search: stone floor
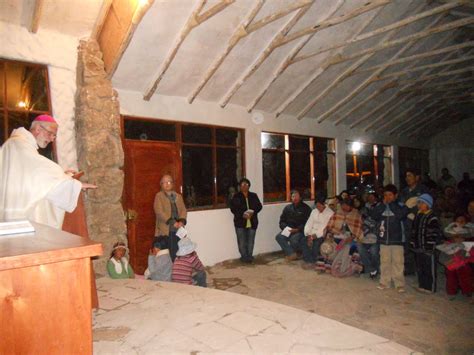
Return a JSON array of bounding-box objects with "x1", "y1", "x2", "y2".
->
[
  {"x1": 206, "y1": 253, "x2": 474, "y2": 355},
  {"x1": 93, "y1": 277, "x2": 415, "y2": 354}
]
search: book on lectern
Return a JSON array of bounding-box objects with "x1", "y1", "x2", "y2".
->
[{"x1": 0, "y1": 220, "x2": 35, "y2": 236}]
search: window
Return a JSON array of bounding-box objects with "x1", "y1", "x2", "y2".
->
[
  {"x1": 123, "y1": 117, "x2": 244, "y2": 210},
  {"x1": 0, "y1": 59, "x2": 53, "y2": 158},
  {"x1": 261, "y1": 132, "x2": 336, "y2": 203},
  {"x1": 346, "y1": 141, "x2": 392, "y2": 194}
]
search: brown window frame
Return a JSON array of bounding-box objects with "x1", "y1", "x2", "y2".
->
[
  {"x1": 346, "y1": 141, "x2": 392, "y2": 192},
  {"x1": 0, "y1": 59, "x2": 54, "y2": 158},
  {"x1": 121, "y1": 115, "x2": 246, "y2": 211},
  {"x1": 262, "y1": 131, "x2": 336, "y2": 204}
]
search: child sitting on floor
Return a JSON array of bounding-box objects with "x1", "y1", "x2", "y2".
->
[
  {"x1": 107, "y1": 242, "x2": 135, "y2": 279},
  {"x1": 442, "y1": 214, "x2": 473, "y2": 300},
  {"x1": 144, "y1": 236, "x2": 172, "y2": 281},
  {"x1": 172, "y1": 237, "x2": 207, "y2": 287}
]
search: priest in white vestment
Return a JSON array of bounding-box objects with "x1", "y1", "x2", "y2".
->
[{"x1": 0, "y1": 115, "x2": 96, "y2": 229}]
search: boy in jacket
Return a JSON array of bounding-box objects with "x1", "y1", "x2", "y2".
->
[
  {"x1": 410, "y1": 194, "x2": 443, "y2": 293},
  {"x1": 371, "y1": 184, "x2": 409, "y2": 292}
]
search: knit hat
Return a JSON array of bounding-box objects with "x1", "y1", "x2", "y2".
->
[
  {"x1": 176, "y1": 237, "x2": 197, "y2": 256},
  {"x1": 417, "y1": 193, "x2": 433, "y2": 209}
]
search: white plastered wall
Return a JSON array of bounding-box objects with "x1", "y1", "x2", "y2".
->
[
  {"x1": 0, "y1": 22, "x2": 79, "y2": 170},
  {"x1": 118, "y1": 90, "x2": 429, "y2": 266},
  {"x1": 429, "y1": 117, "x2": 474, "y2": 182}
]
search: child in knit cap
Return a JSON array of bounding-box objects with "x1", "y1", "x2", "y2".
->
[
  {"x1": 410, "y1": 193, "x2": 443, "y2": 293},
  {"x1": 107, "y1": 242, "x2": 135, "y2": 279}
]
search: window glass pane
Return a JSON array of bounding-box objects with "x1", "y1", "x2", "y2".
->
[
  {"x1": 314, "y1": 151, "x2": 329, "y2": 197},
  {"x1": 289, "y1": 135, "x2": 309, "y2": 151},
  {"x1": 0, "y1": 63, "x2": 4, "y2": 108},
  {"x1": 346, "y1": 141, "x2": 372, "y2": 156},
  {"x1": 0, "y1": 111, "x2": 5, "y2": 145},
  {"x1": 6, "y1": 62, "x2": 49, "y2": 112},
  {"x1": 346, "y1": 153, "x2": 375, "y2": 194},
  {"x1": 383, "y1": 157, "x2": 392, "y2": 185},
  {"x1": 217, "y1": 148, "x2": 242, "y2": 207},
  {"x1": 124, "y1": 119, "x2": 176, "y2": 141},
  {"x1": 261, "y1": 132, "x2": 284, "y2": 149},
  {"x1": 263, "y1": 151, "x2": 286, "y2": 202},
  {"x1": 290, "y1": 152, "x2": 311, "y2": 200},
  {"x1": 182, "y1": 146, "x2": 213, "y2": 208},
  {"x1": 216, "y1": 128, "x2": 240, "y2": 146},
  {"x1": 182, "y1": 124, "x2": 212, "y2": 144},
  {"x1": 327, "y1": 153, "x2": 336, "y2": 197}
]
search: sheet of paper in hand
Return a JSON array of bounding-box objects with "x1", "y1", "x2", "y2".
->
[
  {"x1": 176, "y1": 227, "x2": 188, "y2": 239},
  {"x1": 281, "y1": 226, "x2": 292, "y2": 237}
]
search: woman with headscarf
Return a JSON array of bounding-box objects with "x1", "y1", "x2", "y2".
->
[{"x1": 154, "y1": 174, "x2": 187, "y2": 261}]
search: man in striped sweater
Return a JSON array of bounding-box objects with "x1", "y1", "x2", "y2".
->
[
  {"x1": 172, "y1": 237, "x2": 207, "y2": 287},
  {"x1": 411, "y1": 194, "x2": 443, "y2": 293}
]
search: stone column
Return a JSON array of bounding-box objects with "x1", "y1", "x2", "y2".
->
[{"x1": 75, "y1": 39, "x2": 127, "y2": 274}]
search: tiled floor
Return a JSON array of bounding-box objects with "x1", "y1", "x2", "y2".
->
[{"x1": 93, "y1": 277, "x2": 416, "y2": 354}]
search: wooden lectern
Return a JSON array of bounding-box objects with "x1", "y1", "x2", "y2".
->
[
  {"x1": 0, "y1": 222, "x2": 102, "y2": 354},
  {"x1": 62, "y1": 190, "x2": 99, "y2": 308}
]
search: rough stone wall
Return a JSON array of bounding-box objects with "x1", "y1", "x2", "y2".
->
[{"x1": 75, "y1": 39, "x2": 127, "y2": 274}]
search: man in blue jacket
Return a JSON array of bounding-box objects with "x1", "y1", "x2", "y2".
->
[{"x1": 275, "y1": 190, "x2": 311, "y2": 261}]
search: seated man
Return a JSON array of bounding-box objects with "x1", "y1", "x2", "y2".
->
[
  {"x1": 275, "y1": 190, "x2": 311, "y2": 261},
  {"x1": 301, "y1": 192, "x2": 334, "y2": 269}
]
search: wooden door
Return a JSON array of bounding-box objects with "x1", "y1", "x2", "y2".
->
[{"x1": 123, "y1": 141, "x2": 181, "y2": 274}]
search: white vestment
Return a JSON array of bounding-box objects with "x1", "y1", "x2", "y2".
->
[{"x1": 0, "y1": 128, "x2": 82, "y2": 229}]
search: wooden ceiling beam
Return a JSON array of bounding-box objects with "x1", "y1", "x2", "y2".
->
[
  {"x1": 334, "y1": 33, "x2": 453, "y2": 126},
  {"x1": 95, "y1": 0, "x2": 155, "y2": 79},
  {"x1": 388, "y1": 101, "x2": 441, "y2": 135},
  {"x1": 91, "y1": 0, "x2": 113, "y2": 39},
  {"x1": 143, "y1": 0, "x2": 235, "y2": 101},
  {"x1": 333, "y1": 81, "x2": 397, "y2": 126},
  {"x1": 408, "y1": 83, "x2": 474, "y2": 95},
  {"x1": 396, "y1": 106, "x2": 449, "y2": 136},
  {"x1": 357, "y1": 40, "x2": 474, "y2": 74},
  {"x1": 245, "y1": 0, "x2": 345, "y2": 112},
  {"x1": 291, "y1": 0, "x2": 466, "y2": 64},
  {"x1": 294, "y1": 16, "x2": 474, "y2": 67},
  {"x1": 373, "y1": 54, "x2": 474, "y2": 81},
  {"x1": 374, "y1": 95, "x2": 431, "y2": 132},
  {"x1": 408, "y1": 110, "x2": 463, "y2": 137},
  {"x1": 399, "y1": 66, "x2": 474, "y2": 85},
  {"x1": 402, "y1": 76, "x2": 474, "y2": 91},
  {"x1": 361, "y1": 47, "x2": 459, "y2": 131},
  {"x1": 273, "y1": 2, "x2": 389, "y2": 118},
  {"x1": 316, "y1": 11, "x2": 443, "y2": 124},
  {"x1": 219, "y1": 3, "x2": 312, "y2": 108},
  {"x1": 188, "y1": 0, "x2": 314, "y2": 104},
  {"x1": 276, "y1": 0, "x2": 391, "y2": 48},
  {"x1": 29, "y1": 0, "x2": 44, "y2": 33}
]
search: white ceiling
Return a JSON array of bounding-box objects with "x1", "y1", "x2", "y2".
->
[
  {"x1": 1, "y1": 0, "x2": 473, "y2": 137},
  {"x1": 0, "y1": 0, "x2": 102, "y2": 37},
  {"x1": 111, "y1": 0, "x2": 474, "y2": 137}
]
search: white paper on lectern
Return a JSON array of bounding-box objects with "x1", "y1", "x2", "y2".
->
[{"x1": 281, "y1": 226, "x2": 292, "y2": 237}]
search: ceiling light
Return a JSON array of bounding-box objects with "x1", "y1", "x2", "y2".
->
[{"x1": 351, "y1": 141, "x2": 361, "y2": 153}]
